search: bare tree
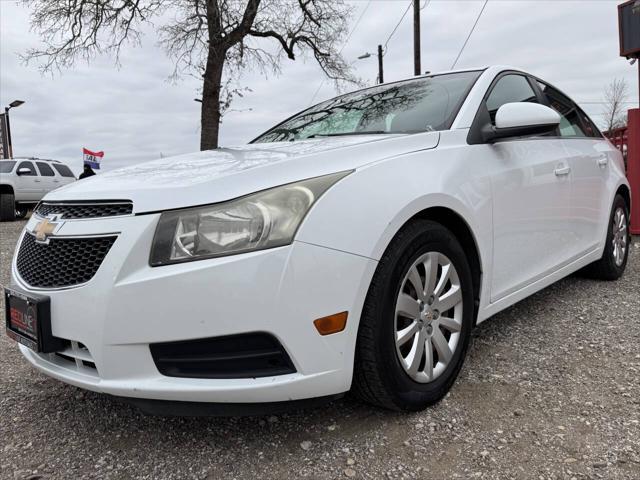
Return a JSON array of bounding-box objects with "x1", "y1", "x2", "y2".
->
[
  {"x1": 23, "y1": 0, "x2": 356, "y2": 150},
  {"x1": 602, "y1": 78, "x2": 629, "y2": 132}
]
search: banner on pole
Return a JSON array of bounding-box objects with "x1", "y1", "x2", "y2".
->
[
  {"x1": 0, "y1": 114, "x2": 9, "y2": 159},
  {"x1": 83, "y1": 148, "x2": 103, "y2": 169}
]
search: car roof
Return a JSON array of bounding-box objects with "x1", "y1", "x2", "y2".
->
[
  {"x1": 10, "y1": 157, "x2": 62, "y2": 163},
  {"x1": 373, "y1": 65, "x2": 526, "y2": 86}
]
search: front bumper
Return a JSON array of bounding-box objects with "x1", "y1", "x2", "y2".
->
[{"x1": 12, "y1": 213, "x2": 377, "y2": 403}]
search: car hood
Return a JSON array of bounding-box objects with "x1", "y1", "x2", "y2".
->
[{"x1": 46, "y1": 132, "x2": 440, "y2": 213}]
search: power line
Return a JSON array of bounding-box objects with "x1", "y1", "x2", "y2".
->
[
  {"x1": 450, "y1": 0, "x2": 489, "y2": 70},
  {"x1": 578, "y1": 101, "x2": 638, "y2": 105},
  {"x1": 383, "y1": 1, "x2": 412, "y2": 54},
  {"x1": 308, "y1": 0, "x2": 373, "y2": 105}
]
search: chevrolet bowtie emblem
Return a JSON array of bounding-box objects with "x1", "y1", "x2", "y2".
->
[{"x1": 32, "y1": 215, "x2": 63, "y2": 243}]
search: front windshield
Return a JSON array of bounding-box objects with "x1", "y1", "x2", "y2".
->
[
  {"x1": 254, "y1": 70, "x2": 481, "y2": 143},
  {"x1": 0, "y1": 161, "x2": 16, "y2": 173}
]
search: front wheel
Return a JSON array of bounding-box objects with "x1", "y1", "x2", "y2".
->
[
  {"x1": 0, "y1": 192, "x2": 16, "y2": 222},
  {"x1": 353, "y1": 220, "x2": 475, "y2": 411}
]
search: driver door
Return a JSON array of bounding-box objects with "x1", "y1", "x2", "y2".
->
[
  {"x1": 479, "y1": 74, "x2": 574, "y2": 302},
  {"x1": 14, "y1": 161, "x2": 42, "y2": 201}
]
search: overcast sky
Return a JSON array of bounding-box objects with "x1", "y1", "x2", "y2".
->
[{"x1": 1, "y1": 0, "x2": 638, "y2": 173}]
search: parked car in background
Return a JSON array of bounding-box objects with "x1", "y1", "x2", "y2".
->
[
  {"x1": 0, "y1": 158, "x2": 76, "y2": 221},
  {"x1": 4, "y1": 66, "x2": 631, "y2": 415}
]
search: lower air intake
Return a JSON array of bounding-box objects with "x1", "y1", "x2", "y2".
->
[{"x1": 149, "y1": 333, "x2": 296, "y2": 379}]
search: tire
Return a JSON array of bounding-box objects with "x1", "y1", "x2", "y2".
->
[
  {"x1": 15, "y1": 205, "x2": 29, "y2": 219},
  {"x1": 0, "y1": 192, "x2": 16, "y2": 222},
  {"x1": 353, "y1": 219, "x2": 475, "y2": 411},
  {"x1": 581, "y1": 194, "x2": 630, "y2": 281}
]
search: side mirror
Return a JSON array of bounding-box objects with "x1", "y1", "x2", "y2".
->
[
  {"x1": 482, "y1": 102, "x2": 561, "y2": 143},
  {"x1": 17, "y1": 167, "x2": 32, "y2": 176}
]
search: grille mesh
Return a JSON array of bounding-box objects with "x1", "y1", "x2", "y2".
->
[
  {"x1": 35, "y1": 202, "x2": 133, "y2": 219},
  {"x1": 16, "y1": 233, "x2": 116, "y2": 288}
]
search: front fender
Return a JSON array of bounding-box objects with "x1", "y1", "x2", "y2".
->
[{"x1": 296, "y1": 146, "x2": 493, "y2": 272}]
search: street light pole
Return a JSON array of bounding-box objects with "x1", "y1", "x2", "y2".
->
[
  {"x1": 4, "y1": 100, "x2": 25, "y2": 159},
  {"x1": 358, "y1": 47, "x2": 384, "y2": 84},
  {"x1": 4, "y1": 107, "x2": 13, "y2": 159}
]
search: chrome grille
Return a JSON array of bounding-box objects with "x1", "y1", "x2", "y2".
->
[
  {"x1": 35, "y1": 201, "x2": 133, "y2": 219},
  {"x1": 16, "y1": 233, "x2": 116, "y2": 289}
]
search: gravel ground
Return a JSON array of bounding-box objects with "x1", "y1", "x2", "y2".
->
[{"x1": 0, "y1": 219, "x2": 639, "y2": 480}]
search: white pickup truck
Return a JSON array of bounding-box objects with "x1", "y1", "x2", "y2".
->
[{"x1": 0, "y1": 158, "x2": 76, "y2": 221}]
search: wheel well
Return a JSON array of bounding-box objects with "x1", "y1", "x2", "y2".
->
[
  {"x1": 617, "y1": 185, "x2": 631, "y2": 212},
  {"x1": 0, "y1": 184, "x2": 14, "y2": 196},
  {"x1": 412, "y1": 207, "x2": 482, "y2": 324}
]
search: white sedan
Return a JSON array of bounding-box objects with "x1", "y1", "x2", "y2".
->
[{"x1": 5, "y1": 66, "x2": 630, "y2": 415}]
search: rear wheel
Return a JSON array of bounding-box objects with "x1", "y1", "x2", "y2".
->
[
  {"x1": 581, "y1": 194, "x2": 630, "y2": 280},
  {"x1": 353, "y1": 220, "x2": 474, "y2": 411},
  {"x1": 0, "y1": 192, "x2": 16, "y2": 222}
]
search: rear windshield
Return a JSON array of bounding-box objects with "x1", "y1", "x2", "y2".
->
[
  {"x1": 0, "y1": 161, "x2": 16, "y2": 173},
  {"x1": 253, "y1": 70, "x2": 481, "y2": 143},
  {"x1": 52, "y1": 163, "x2": 75, "y2": 178}
]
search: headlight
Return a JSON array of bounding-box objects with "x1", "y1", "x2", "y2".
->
[{"x1": 149, "y1": 171, "x2": 351, "y2": 266}]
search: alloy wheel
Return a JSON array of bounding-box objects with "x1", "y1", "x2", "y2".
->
[
  {"x1": 612, "y1": 207, "x2": 628, "y2": 267},
  {"x1": 394, "y1": 252, "x2": 463, "y2": 383}
]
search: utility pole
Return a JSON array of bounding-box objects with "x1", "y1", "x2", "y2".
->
[
  {"x1": 413, "y1": 0, "x2": 421, "y2": 76},
  {"x1": 378, "y1": 44, "x2": 384, "y2": 84}
]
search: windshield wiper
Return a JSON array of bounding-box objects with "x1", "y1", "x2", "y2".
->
[{"x1": 306, "y1": 130, "x2": 387, "y2": 138}]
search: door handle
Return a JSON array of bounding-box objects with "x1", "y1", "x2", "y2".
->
[
  {"x1": 597, "y1": 156, "x2": 608, "y2": 167},
  {"x1": 34, "y1": 179, "x2": 41, "y2": 183},
  {"x1": 554, "y1": 165, "x2": 571, "y2": 176}
]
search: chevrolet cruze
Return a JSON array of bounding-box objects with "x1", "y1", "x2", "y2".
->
[{"x1": 5, "y1": 66, "x2": 631, "y2": 415}]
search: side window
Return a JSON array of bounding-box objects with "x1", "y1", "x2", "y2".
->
[
  {"x1": 52, "y1": 163, "x2": 75, "y2": 178},
  {"x1": 486, "y1": 75, "x2": 539, "y2": 125},
  {"x1": 36, "y1": 162, "x2": 55, "y2": 176},
  {"x1": 537, "y1": 82, "x2": 587, "y2": 138},
  {"x1": 17, "y1": 161, "x2": 37, "y2": 176},
  {"x1": 576, "y1": 108, "x2": 602, "y2": 138}
]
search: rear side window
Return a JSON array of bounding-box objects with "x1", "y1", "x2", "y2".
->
[
  {"x1": 0, "y1": 161, "x2": 16, "y2": 173},
  {"x1": 576, "y1": 108, "x2": 602, "y2": 138},
  {"x1": 537, "y1": 82, "x2": 587, "y2": 138},
  {"x1": 52, "y1": 164, "x2": 75, "y2": 178},
  {"x1": 17, "y1": 161, "x2": 37, "y2": 176},
  {"x1": 486, "y1": 75, "x2": 539, "y2": 125},
  {"x1": 36, "y1": 162, "x2": 55, "y2": 176}
]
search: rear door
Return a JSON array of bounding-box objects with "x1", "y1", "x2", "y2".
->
[
  {"x1": 535, "y1": 81, "x2": 612, "y2": 256},
  {"x1": 474, "y1": 73, "x2": 574, "y2": 302},
  {"x1": 35, "y1": 161, "x2": 58, "y2": 194},
  {"x1": 14, "y1": 161, "x2": 42, "y2": 201}
]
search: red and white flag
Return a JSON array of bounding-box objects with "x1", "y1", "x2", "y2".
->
[{"x1": 83, "y1": 148, "x2": 104, "y2": 169}]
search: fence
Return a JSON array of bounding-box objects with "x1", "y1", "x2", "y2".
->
[{"x1": 605, "y1": 126, "x2": 629, "y2": 169}]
